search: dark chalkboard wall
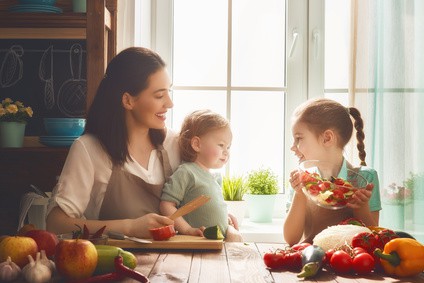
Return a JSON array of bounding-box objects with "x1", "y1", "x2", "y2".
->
[{"x1": 0, "y1": 39, "x2": 87, "y2": 135}]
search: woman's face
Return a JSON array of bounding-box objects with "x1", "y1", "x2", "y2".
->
[
  {"x1": 195, "y1": 126, "x2": 232, "y2": 170},
  {"x1": 291, "y1": 121, "x2": 324, "y2": 162},
  {"x1": 127, "y1": 68, "x2": 173, "y2": 130}
]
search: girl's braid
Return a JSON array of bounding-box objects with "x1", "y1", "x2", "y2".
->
[{"x1": 348, "y1": 107, "x2": 367, "y2": 166}]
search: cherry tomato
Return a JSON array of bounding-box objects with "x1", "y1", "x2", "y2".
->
[
  {"x1": 263, "y1": 249, "x2": 302, "y2": 270},
  {"x1": 352, "y1": 247, "x2": 367, "y2": 256},
  {"x1": 352, "y1": 252, "x2": 375, "y2": 274},
  {"x1": 330, "y1": 250, "x2": 352, "y2": 274},
  {"x1": 351, "y1": 232, "x2": 379, "y2": 253},
  {"x1": 263, "y1": 252, "x2": 285, "y2": 269},
  {"x1": 324, "y1": 248, "x2": 335, "y2": 265},
  {"x1": 149, "y1": 225, "x2": 176, "y2": 241},
  {"x1": 291, "y1": 242, "x2": 311, "y2": 251}
]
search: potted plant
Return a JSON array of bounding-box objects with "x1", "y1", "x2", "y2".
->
[
  {"x1": 404, "y1": 172, "x2": 424, "y2": 225},
  {"x1": 0, "y1": 98, "x2": 33, "y2": 148},
  {"x1": 222, "y1": 176, "x2": 248, "y2": 226},
  {"x1": 245, "y1": 168, "x2": 279, "y2": 223}
]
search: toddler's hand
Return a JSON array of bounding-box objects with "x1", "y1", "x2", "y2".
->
[{"x1": 183, "y1": 227, "x2": 204, "y2": 237}]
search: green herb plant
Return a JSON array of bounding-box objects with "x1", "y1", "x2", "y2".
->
[
  {"x1": 222, "y1": 176, "x2": 247, "y2": 201},
  {"x1": 246, "y1": 168, "x2": 279, "y2": 195}
]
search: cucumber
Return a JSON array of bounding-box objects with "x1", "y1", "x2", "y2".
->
[
  {"x1": 203, "y1": 225, "x2": 224, "y2": 240},
  {"x1": 94, "y1": 245, "x2": 137, "y2": 275},
  {"x1": 297, "y1": 245, "x2": 325, "y2": 278}
]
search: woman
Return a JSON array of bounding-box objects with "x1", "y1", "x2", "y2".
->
[{"x1": 46, "y1": 47, "x2": 180, "y2": 238}]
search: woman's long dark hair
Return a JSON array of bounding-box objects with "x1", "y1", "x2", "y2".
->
[{"x1": 85, "y1": 47, "x2": 166, "y2": 165}]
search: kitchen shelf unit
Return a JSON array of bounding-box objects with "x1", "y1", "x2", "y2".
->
[{"x1": 0, "y1": 0, "x2": 117, "y2": 235}]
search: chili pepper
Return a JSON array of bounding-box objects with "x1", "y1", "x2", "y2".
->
[
  {"x1": 91, "y1": 225, "x2": 107, "y2": 239},
  {"x1": 374, "y1": 238, "x2": 424, "y2": 277},
  {"x1": 82, "y1": 224, "x2": 90, "y2": 239},
  {"x1": 114, "y1": 255, "x2": 149, "y2": 282},
  {"x1": 68, "y1": 272, "x2": 123, "y2": 283}
]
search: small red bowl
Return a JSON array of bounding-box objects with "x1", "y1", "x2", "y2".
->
[{"x1": 149, "y1": 225, "x2": 176, "y2": 241}]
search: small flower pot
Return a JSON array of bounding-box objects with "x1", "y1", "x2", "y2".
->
[{"x1": 0, "y1": 121, "x2": 26, "y2": 147}]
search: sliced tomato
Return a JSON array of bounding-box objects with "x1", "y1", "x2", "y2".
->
[{"x1": 149, "y1": 225, "x2": 176, "y2": 241}]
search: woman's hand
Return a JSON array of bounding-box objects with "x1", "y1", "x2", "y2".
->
[
  {"x1": 347, "y1": 183, "x2": 374, "y2": 209},
  {"x1": 130, "y1": 213, "x2": 174, "y2": 238}
]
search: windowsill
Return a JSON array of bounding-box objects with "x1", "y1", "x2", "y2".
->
[{"x1": 239, "y1": 218, "x2": 285, "y2": 243}]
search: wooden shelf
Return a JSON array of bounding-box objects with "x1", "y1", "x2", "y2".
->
[{"x1": 0, "y1": 0, "x2": 117, "y2": 235}]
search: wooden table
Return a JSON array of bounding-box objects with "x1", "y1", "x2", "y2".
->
[{"x1": 126, "y1": 242, "x2": 424, "y2": 283}]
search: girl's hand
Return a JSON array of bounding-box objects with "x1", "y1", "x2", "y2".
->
[
  {"x1": 130, "y1": 213, "x2": 174, "y2": 238},
  {"x1": 347, "y1": 183, "x2": 374, "y2": 209},
  {"x1": 289, "y1": 170, "x2": 304, "y2": 193}
]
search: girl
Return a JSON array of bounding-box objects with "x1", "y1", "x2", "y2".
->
[
  {"x1": 46, "y1": 47, "x2": 179, "y2": 238},
  {"x1": 284, "y1": 98, "x2": 381, "y2": 245},
  {"x1": 160, "y1": 109, "x2": 243, "y2": 242}
]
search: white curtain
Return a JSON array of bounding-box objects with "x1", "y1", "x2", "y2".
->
[{"x1": 352, "y1": 0, "x2": 424, "y2": 241}]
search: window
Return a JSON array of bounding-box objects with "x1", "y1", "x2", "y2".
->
[{"x1": 138, "y1": 0, "x2": 351, "y2": 193}]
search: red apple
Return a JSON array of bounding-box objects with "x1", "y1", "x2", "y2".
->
[
  {"x1": 55, "y1": 239, "x2": 98, "y2": 280},
  {"x1": 25, "y1": 229, "x2": 59, "y2": 258},
  {"x1": 0, "y1": 236, "x2": 38, "y2": 268}
]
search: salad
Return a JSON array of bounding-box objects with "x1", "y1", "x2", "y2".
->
[{"x1": 300, "y1": 171, "x2": 359, "y2": 209}]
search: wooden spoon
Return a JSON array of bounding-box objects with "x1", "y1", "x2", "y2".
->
[{"x1": 169, "y1": 195, "x2": 211, "y2": 220}]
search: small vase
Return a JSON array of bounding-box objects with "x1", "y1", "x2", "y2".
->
[
  {"x1": 0, "y1": 121, "x2": 26, "y2": 148},
  {"x1": 246, "y1": 194, "x2": 276, "y2": 223}
]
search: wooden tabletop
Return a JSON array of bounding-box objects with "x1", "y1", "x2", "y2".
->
[{"x1": 126, "y1": 242, "x2": 424, "y2": 283}]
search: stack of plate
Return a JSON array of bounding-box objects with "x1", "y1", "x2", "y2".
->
[
  {"x1": 39, "y1": 135, "x2": 79, "y2": 147},
  {"x1": 9, "y1": 4, "x2": 62, "y2": 13}
]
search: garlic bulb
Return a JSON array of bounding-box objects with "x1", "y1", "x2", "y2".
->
[
  {"x1": 22, "y1": 252, "x2": 52, "y2": 283},
  {"x1": 39, "y1": 250, "x2": 55, "y2": 273},
  {"x1": 0, "y1": 256, "x2": 21, "y2": 282}
]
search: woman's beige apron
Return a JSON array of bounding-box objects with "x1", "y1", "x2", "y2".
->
[{"x1": 99, "y1": 146, "x2": 173, "y2": 220}]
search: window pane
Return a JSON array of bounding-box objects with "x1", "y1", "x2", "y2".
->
[
  {"x1": 325, "y1": 0, "x2": 351, "y2": 89},
  {"x1": 232, "y1": 0, "x2": 285, "y2": 87},
  {"x1": 173, "y1": 0, "x2": 228, "y2": 86},
  {"x1": 230, "y1": 91, "x2": 285, "y2": 190},
  {"x1": 171, "y1": 90, "x2": 227, "y2": 129},
  {"x1": 324, "y1": 92, "x2": 349, "y2": 106}
]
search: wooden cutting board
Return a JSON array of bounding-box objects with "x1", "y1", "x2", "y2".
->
[{"x1": 107, "y1": 235, "x2": 223, "y2": 250}]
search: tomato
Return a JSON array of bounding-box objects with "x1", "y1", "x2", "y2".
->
[
  {"x1": 291, "y1": 242, "x2": 311, "y2": 251},
  {"x1": 352, "y1": 252, "x2": 375, "y2": 275},
  {"x1": 330, "y1": 250, "x2": 352, "y2": 274},
  {"x1": 149, "y1": 225, "x2": 176, "y2": 241},
  {"x1": 375, "y1": 229, "x2": 398, "y2": 249},
  {"x1": 351, "y1": 232, "x2": 379, "y2": 253},
  {"x1": 263, "y1": 252, "x2": 285, "y2": 269},
  {"x1": 324, "y1": 248, "x2": 335, "y2": 265},
  {"x1": 263, "y1": 249, "x2": 302, "y2": 270},
  {"x1": 352, "y1": 247, "x2": 367, "y2": 256}
]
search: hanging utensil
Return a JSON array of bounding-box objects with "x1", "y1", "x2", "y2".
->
[{"x1": 39, "y1": 45, "x2": 55, "y2": 109}]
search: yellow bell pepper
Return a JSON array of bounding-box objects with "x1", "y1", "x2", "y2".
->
[{"x1": 374, "y1": 238, "x2": 424, "y2": 277}]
